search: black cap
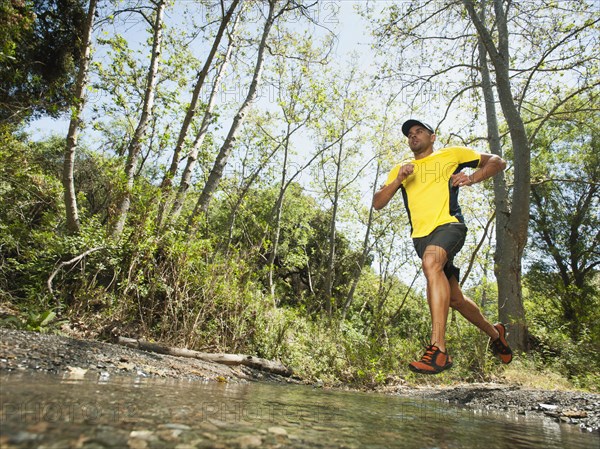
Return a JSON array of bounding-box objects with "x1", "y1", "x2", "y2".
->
[{"x1": 401, "y1": 119, "x2": 435, "y2": 137}]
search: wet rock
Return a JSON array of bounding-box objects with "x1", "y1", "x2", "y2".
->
[
  {"x1": 93, "y1": 426, "x2": 129, "y2": 447},
  {"x1": 201, "y1": 432, "x2": 218, "y2": 441},
  {"x1": 267, "y1": 426, "x2": 288, "y2": 436},
  {"x1": 157, "y1": 428, "x2": 184, "y2": 441},
  {"x1": 233, "y1": 434, "x2": 263, "y2": 448},
  {"x1": 8, "y1": 431, "x2": 39, "y2": 444},
  {"x1": 129, "y1": 430, "x2": 157, "y2": 441},
  {"x1": 127, "y1": 438, "x2": 148, "y2": 449},
  {"x1": 66, "y1": 366, "x2": 88, "y2": 379},
  {"x1": 43, "y1": 440, "x2": 82, "y2": 449},
  {"x1": 207, "y1": 418, "x2": 229, "y2": 428},
  {"x1": 161, "y1": 423, "x2": 192, "y2": 431},
  {"x1": 198, "y1": 422, "x2": 219, "y2": 433}
]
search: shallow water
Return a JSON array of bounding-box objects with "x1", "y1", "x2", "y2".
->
[{"x1": 0, "y1": 372, "x2": 597, "y2": 448}]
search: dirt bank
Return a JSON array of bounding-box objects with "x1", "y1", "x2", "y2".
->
[{"x1": 1, "y1": 328, "x2": 599, "y2": 433}]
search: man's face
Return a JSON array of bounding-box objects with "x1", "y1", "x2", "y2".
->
[{"x1": 407, "y1": 125, "x2": 435, "y2": 154}]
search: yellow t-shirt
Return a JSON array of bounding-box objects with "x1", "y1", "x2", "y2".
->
[{"x1": 384, "y1": 146, "x2": 481, "y2": 238}]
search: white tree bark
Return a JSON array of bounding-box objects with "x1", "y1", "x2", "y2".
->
[
  {"x1": 63, "y1": 0, "x2": 98, "y2": 235},
  {"x1": 167, "y1": 12, "x2": 240, "y2": 225},
  {"x1": 157, "y1": 0, "x2": 242, "y2": 228},
  {"x1": 111, "y1": 0, "x2": 167, "y2": 238},
  {"x1": 189, "y1": 0, "x2": 279, "y2": 225}
]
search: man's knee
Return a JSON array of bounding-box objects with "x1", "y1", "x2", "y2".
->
[
  {"x1": 449, "y1": 294, "x2": 464, "y2": 309},
  {"x1": 421, "y1": 252, "x2": 446, "y2": 276}
]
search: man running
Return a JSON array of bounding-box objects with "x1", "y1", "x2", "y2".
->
[{"x1": 373, "y1": 119, "x2": 513, "y2": 374}]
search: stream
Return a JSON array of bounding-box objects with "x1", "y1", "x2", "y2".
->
[{"x1": 0, "y1": 372, "x2": 597, "y2": 449}]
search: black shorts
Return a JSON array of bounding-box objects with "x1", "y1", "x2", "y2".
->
[{"x1": 413, "y1": 222, "x2": 467, "y2": 281}]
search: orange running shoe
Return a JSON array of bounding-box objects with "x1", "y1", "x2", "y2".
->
[
  {"x1": 409, "y1": 345, "x2": 453, "y2": 374},
  {"x1": 490, "y1": 322, "x2": 513, "y2": 364}
]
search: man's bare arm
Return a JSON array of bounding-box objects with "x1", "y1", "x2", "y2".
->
[
  {"x1": 451, "y1": 153, "x2": 506, "y2": 187},
  {"x1": 373, "y1": 164, "x2": 414, "y2": 210}
]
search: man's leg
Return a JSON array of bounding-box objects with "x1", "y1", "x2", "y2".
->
[
  {"x1": 421, "y1": 245, "x2": 451, "y2": 352},
  {"x1": 448, "y1": 276, "x2": 499, "y2": 340},
  {"x1": 449, "y1": 276, "x2": 512, "y2": 363}
]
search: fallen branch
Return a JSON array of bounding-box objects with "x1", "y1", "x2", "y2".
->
[
  {"x1": 47, "y1": 247, "x2": 105, "y2": 296},
  {"x1": 117, "y1": 336, "x2": 293, "y2": 377}
]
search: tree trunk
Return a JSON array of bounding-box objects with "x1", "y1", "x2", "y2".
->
[
  {"x1": 62, "y1": 0, "x2": 98, "y2": 235},
  {"x1": 167, "y1": 14, "x2": 239, "y2": 225},
  {"x1": 267, "y1": 125, "x2": 291, "y2": 303},
  {"x1": 342, "y1": 161, "x2": 379, "y2": 320},
  {"x1": 188, "y1": 0, "x2": 277, "y2": 227},
  {"x1": 111, "y1": 0, "x2": 166, "y2": 238},
  {"x1": 225, "y1": 143, "x2": 281, "y2": 250},
  {"x1": 157, "y1": 0, "x2": 242, "y2": 228},
  {"x1": 323, "y1": 134, "x2": 344, "y2": 317},
  {"x1": 465, "y1": 0, "x2": 529, "y2": 350}
]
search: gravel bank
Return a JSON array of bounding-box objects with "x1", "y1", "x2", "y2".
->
[{"x1": 0, "y1": 328, "x2": 288, "y2": 383}]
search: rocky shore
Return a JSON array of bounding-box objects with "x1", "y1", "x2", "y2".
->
[{"x1": 1, "y1": 328, "x2": 599, "y2": 433}]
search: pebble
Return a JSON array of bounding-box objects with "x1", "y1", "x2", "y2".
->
[
  {"x1": 8, "y1": 431, "x2": 39, "y2": 443},
  {"x1": 127, "y1": 438, "x2": 149, "y2": 449},
  {"x1": 207, "y1": 418, "x2": 229, "y2": 428},
  {"x1": 157, "y1": 429, "x2": 183, "y2": 441},
  {"x1": 267, "y1": 426, "x2": 288, "y2": 436},
  {"x1": 93, "y1": 426, "x2": 129, "y2": 446},
  {"x1": 129, "y1": 430, "x2": 157, "y2": 441},
  {"x1": 161, "y1": 423, "x2": 192, "y2": 431},
  {"x1": 562, "y1": 410, "x2": 588, "y2": 418},
  {"x1": 233, "y1": 434, "x2": 263, "y2": 448},
  {"x1": 197, "y1": 422, "x2": 220, "y2": 432},
  {"x1": 65, "y1": 366, "x2": 88, "y2": 380}
]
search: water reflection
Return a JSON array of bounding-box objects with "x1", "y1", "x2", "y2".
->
[{"x1": 0, "y1": 372, "x2": 595, "y2": 448}]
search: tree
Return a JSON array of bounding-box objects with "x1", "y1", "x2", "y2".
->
[
  {"x1": 463, "y1": 0, "x2": 599, "y2": 349},
  {"x1": 63, "y1": 0, "x2": 98, "y2": 235},
  {"x1": 366, "y1": 0, "x2": 599, "y2": 350},
  {"x1": 527, "y1": 108, "x2": 599, "y2": 340},
  {"x1": 187, "y1": 1, "x2": 321, "y2": 230},
  {"x1": 167, "y1": 12, "x2": 241, "y2": 225},
  {"x1": 0, "y1": 0, "x2": 87, "y2": 123},
  {"x1": 341, "y1": 94, "x2": 398, "y2": 320},
  {"x1": 156, "y1": 0, "x2": 242, "y2": 230},
  {"x1": 311, "y1": 61, "x2": 368, "y2": 316},
  {"x1": 261, "y1": 26, "x2": 332, "y2": 302},
  {"x1": 110, "y1": 0, "x2": 167, "y2": 237}
]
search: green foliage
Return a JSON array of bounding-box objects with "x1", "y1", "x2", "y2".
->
[
  {"x1": 0, "y1": 128, "x2": 63, "y2": 302},
  {"x1": 0, "y1": 0, "x2": 87, "y2": 123},
  {"x1": 0, "y1": 309, "x2": 68, "y2": 334},
  {"x1": 524, "y1": 274, "x2": 600, "y2": 391},
  {"x1": 521, "y1": 105, "x2": 600, "y2": 390}
]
